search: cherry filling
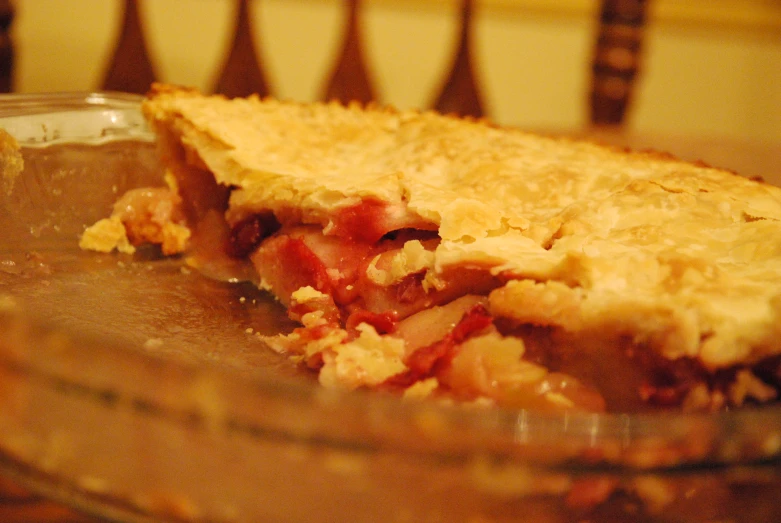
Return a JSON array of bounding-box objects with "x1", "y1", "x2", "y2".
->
[
  {"x1": 233, "y1": 198, "x2": 458, "y2": 317},
  {"x1": 226, "y1": 213, "x2": 280, "y2": 259},
  {"x1": 223, "y1": 200, "x2": 610, "y2": 410},
  {"x1": 328, "y1": 197, "x2": 438, "y2": 243},
  {"x1": 345, "y1": 310, "x2": 399, "y2": 339},
  {"x1": 251, "y1": 233, "x2": 336, "y2": 305},
  {"x1": 383, "y1": 303, "x2": 494, "y2": 388},
  {"x1": 328, "y1": 197, "x2": 393, "y2": 243}
]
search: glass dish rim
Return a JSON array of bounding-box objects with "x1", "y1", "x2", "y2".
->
[
  {"x1": 2, "y1": 90, "x2": 781, "y2": 473},
  {"x1": 0, "y1": 91, "x2": 144, "y2": 115}
]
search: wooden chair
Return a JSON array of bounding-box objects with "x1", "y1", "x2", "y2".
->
[
  {"x1": 0, "y1": 0, "x2": 648, "y2": 126},
  {"x1": 0, "y1": 0, "x2": 12, "y2": 94},
  {"x1": 590, "y1": 0, "x2": 648, "y2": 125}
]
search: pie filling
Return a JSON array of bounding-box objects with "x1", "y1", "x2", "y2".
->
[{"x1": 85, "y1": 151, "x2": 781, "y2": 414}]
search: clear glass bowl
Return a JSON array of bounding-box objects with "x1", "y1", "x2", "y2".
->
[{"x1": 1, "y1": 93, "x2": 780, "y2": 523}]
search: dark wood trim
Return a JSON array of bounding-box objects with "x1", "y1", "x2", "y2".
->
[
  {"x1": 322, "y1": 0, "x2": 375, "y2": 104},
  {"x1": 0, "y1": 0, "x2": 13, "y2": 93},
  {"x1": 214, "y1": 0, "x2": 270, "y2": 98},
  {"x1": 589, "y1": 0, "x2": 649, "y2": 125},
  {"x1": 102, "y1": 0, "x2": 157, "y2": 94},
  {"x1": 433, "y1": 0, "x2": 484, "y2": 118}
]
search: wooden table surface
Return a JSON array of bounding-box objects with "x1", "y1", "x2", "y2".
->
[
  {"x1": 1, "y1": 130, "x2": 778, "y2": 523},
  {"x1": 0, "y1": 475, "x2": 97, "y2": 523}
]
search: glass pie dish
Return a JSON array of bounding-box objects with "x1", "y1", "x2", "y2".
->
[{"x1": 1, "y1": 92, "x2": 781, "y2": 523}]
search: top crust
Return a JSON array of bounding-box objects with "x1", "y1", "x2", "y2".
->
[{"x1": 142, "y1": 84, "x2": 781, "y2": 370}]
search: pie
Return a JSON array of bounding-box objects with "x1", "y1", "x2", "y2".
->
[{"x1": 81, "y1": 84, "x2": 781, "y2": 413}]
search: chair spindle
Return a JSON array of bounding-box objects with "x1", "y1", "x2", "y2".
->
[
  {"x1": 322, "y1": 0, "x2": 374, "y2": 105},
  {"x1": 0, "y1": 0, "x2": 13, "y2": 93},
  {"x1": 590, "y1": 0, "x2": 648, "y2": 125},
  {"x1": 214, "y1": 0, "x2": 270, "y2": 98},
  {"x1": 103, "y1": 0, "x2": 157, "y2": 94},
  {"x1": 433, "y1": 0, "x2": 484, "y2": 118}
]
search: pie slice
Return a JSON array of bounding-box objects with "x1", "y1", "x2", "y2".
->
[{"x1": 82, "y1": 84, "x2": 781, "y2": 413}]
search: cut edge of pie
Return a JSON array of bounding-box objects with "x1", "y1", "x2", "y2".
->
[{"x1": 81, "y1": 83, "x2": 781, "y2": 414}]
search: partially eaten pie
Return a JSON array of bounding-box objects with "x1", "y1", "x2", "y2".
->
[{"x1": 82, "y1": 84, "x2": 781, "y2": 414}]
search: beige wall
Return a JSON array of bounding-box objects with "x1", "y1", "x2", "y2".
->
[{"x1": 10, "y1": 0, "x2": 781, "y2": 144}]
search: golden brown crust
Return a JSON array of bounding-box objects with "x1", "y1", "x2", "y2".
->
[{"x1": 142, "y1": 84, "x2": 781, "y2": 371}]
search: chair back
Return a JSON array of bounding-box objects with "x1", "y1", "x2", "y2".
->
[{"x1": 0, "y1": 0, "x2": 649, "y2": 125}]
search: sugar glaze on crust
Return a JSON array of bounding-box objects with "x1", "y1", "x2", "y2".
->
[{"x1": 84, "y1": 84, "x2": 781, "y2": 412}]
